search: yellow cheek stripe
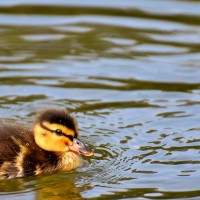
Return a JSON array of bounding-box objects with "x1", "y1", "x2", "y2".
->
[
  {"x1": 42, "y1": 122, "x2": 75, "y2": 137},
  {"x1": 34, "y1": 123, "x2": 71, "y2": 152}
]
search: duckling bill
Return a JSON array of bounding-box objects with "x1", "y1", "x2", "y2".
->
[{"x1": 0, "y1": 109, "x2": 93, "y2": 179}]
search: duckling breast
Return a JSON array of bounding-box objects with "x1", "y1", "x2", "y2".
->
[{"x1": 58, "y1": 151, "x2": 84, "y2": 171}]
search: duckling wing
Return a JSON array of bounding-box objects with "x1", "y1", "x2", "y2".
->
[
  {"x1": 0, "y1": 124, "x2": 35, "y2": 178},
  {"x1": 0, "y1": 123, "x2": 60, "y2": 179}
]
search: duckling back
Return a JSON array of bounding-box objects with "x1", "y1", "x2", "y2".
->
[{"x1": 0, "y1": 124, "x2": 59, "y2": 179}]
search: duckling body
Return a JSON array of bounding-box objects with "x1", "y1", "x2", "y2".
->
[{"x1": 0, "y1": 109, "x2": 93, "y2": 179}]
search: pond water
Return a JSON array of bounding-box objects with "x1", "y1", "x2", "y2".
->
[{"x1": 0, "y1": 0, "x2": 200, "y2": 199}]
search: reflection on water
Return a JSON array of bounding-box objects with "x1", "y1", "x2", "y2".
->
[{"x1": 0, "y1": 0, "x2": 200, "y2": 199}]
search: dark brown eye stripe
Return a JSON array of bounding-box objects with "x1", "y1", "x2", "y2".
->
[
  {"x1": 52, "y1": 130, "x2": 73, "y2": 141},
  {"x1": 65, "y1": 135, "x2": 73, "y2": 142},
  {"x1": 41, "y1": 123, "x2": 73, "y2": 141}
]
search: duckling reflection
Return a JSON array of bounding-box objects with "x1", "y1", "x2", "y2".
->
[
  {"x1": 0, "y1": 108, "x2": 93, "y2": 179},
  {"x1": 36, "y1": 173, "x2": 88, "y2": 200},
  {"x1": 0, "y1": 178, "x2": 26, "y2": 192},
  {"x1": 0, "y1": 174, "x2": 88, "y2": 200}
]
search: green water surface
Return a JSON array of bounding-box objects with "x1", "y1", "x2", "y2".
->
[{"x1": 0, "y1": 0, "x2": 200, "y2": 199}]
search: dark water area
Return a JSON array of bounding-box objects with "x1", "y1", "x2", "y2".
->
[{"x1": 0, "y1": 0, "x2": 200, "y2": 199}]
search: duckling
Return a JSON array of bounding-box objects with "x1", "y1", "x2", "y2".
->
[{"x1": 0, "y1": 108, "x2": 93, "y2": 179}]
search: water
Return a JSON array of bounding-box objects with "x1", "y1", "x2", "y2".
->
[{"x1": 0, "y1": 0, "x2": 200, "y2": 199}]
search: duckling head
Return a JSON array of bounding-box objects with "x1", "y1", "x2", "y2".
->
[{"x1": 34, "y1": 109, "x2": 93, "y2": 156}]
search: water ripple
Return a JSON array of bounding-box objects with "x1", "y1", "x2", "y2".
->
[{"x1": 1, "y1": 1, "x2": 200, "y2": 199}]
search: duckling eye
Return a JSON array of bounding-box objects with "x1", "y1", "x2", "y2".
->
[{"x1": 55, "y1": 129, "x2": 63, "y2": 136}]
